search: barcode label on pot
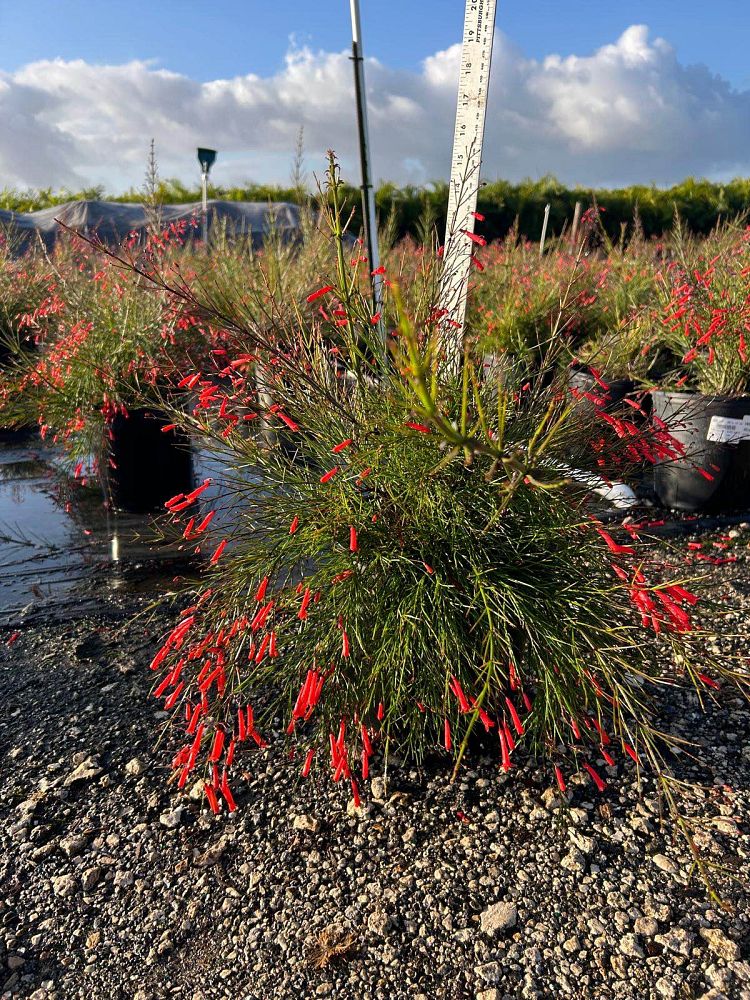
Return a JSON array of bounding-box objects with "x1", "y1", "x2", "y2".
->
[{"x1": 706, "y1": 415, "x2": 750, "y2": 443}]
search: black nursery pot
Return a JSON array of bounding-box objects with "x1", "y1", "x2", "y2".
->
[
  {"x1": 568, "y1": 364, "x2": 639, "y2": 414},
  {"x1": 652, "y1": 390, "x2": 750, "y2": 512},
  {"x1": 107, "y1": 408, "x2": 193, "y2": 513}
]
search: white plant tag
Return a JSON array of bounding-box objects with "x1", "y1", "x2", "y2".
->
[{"x1": 706, "y1": 415, "x2": 750, "y2": 444}]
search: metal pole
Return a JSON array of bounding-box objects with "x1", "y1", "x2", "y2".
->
[
  {"x1": 201, "y1": 169, "x2": 208, "y2": 247},
  {"x1": 349, "y1": 0, "x2": 384, "y2": 338},
  {"x1": 539, "y1": 203, "x2": 550, "y2": 256}
]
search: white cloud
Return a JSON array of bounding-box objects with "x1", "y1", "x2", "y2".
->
[{"x1": 1, "y1": 25, "x2": 749, "y2": 193}]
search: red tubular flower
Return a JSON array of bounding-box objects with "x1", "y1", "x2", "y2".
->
[
  {"x1": 306, "y1": 284, "x2": 334, "y2": 303},
  {"x1": 254, "y1": 633, "x2": 272, "y2": 663},
  {"x1": 320, "y1": 467, "x2": 339, "y2": 484},
  {"x1": 478, "y1": 708, "x2": 495, "y2": 732},
  {"x1": 153, "y1": 672, "x2": 173, "y2": 699},
  {"x1": 459, "y1": 229, "x2": 487, "y2": 246},
  {"x1": 274, "y1": 410, "x2": 299, "y2": 432},
  {"x1": 499, "y1": 730, "x2": 512, "y2": 772},
  {"x1": 164, "y1": 682, "x2": 184, "y2": 710},
  {"x1": 622, "y1": 742, "x2": 639, "y2": 763},
  {"x1": 341, "y1": 631, "x2": 350, "y2": 658},
  {"x1": 377, "y1": 702, "x2": 385, "y2": 721},
  {"x1": 298, "y1": 587, "x2": 311, "y2": 621},
  {"x1": 255, "y1": 576, "x2": 269, "y2": 602},
  {"x1": 204, "y1": 783, "x2": 220, "y2": 814},
  {"x1": 405, "y1": 422, "x2": 430, "y2": 433},
  {"x1": 195, "y1": 510, "x2": 216, "y2": 533},
  {"x1": 600, "y1": 747, "x2": 615, "y2": 766},
  {"x1": 349, "y1": 526, "x2": 358, "y2": 553},
  {"x1": 554, "y1": 766, "x2": 566, "y2": 793},
  {"x1": 237, "y1": 708, "x2": 247, "y2": 741},
  {"x1": 185, "y1": 479, "x2": 212, "y2": 503},
  {"x1": 351, "y1": 779, "x2": 361, "y2": 808},
  {"x1": 444, "y1": 718, "x2": 452, "y2": 751},
  {"x1": 165, "y1": 492, "x2": 186, "y2": 510},
  {"x1": 697, "y1": 673, "x2": 720, "y2": 690},
  {"x1": 220, "y1": 775, "x2": 237, "y2": 812},
  {"x1": 302, "y1": 748, "x2": 315, "y2": 777},
  {"x1": 209, "y1": 729, "x2": 225, "y2": 763},
  {"x1": 590, "y1": 717, "x2": 610, "y2": 745},
  {"x1": 505, "y1": 697, "x2": 525, "y2": 737},
  {"x1": 509, "y1": 661, "x2": 520, "y2": 690},
  {"x1": 595, "y1": 527, "x2": 635, "y2": 556},
  {"x1": 289, "y1": 516, "x2": 300, "y2": 534},
  {"x1": 502, "y1": 721, "x2": 515, "y2": 752},
  {"x1": 209, "y1": 539, "x2": 228, "y2": 565},
  {"x1": 583, "y1": 763, "x2": 606, "y2": 792},
  {"x1": 332, "y1": 439, "x2": 353, "y2": 453},
  {"x1": 449, "y1": 676, "x2": 470, "y2": 713},
  {"x1": 186, "y1": 704, "x2": 203, "y2": 735}
]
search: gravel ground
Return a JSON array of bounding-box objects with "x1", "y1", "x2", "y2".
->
[{"x1": 1, "y1": 533, "x2": 749, "y2": 1000}]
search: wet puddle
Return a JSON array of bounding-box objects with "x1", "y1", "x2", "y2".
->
[{"x1": 0, "y1": 431, "x2": 218, "y2": 617}]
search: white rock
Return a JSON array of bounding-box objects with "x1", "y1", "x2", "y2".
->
[
  {"x1": 63, "y1": 757, "x2": 103, "y2": 786},
  {"x1": 51, "y1": 874, "x2": 78, "y2": 898},
  {"x1": 656, "y1": 927, "x2": 694, "y2": 956},
  {"x1": 367, "y1": 909, "x2": 392, "y2": 936},
  {"x1": 159, "y1": 807, "x2": 184, "y2": 829},
  {"x1": 291, "y1": 814, "x2": 320, "y2": 833},
  {"x1": 699, "y1": 928, "x2": 740, "y2": 962},
  {"x1": 480, "y1": 901, "x2": 517, "y2": 936},
  {"x1": 652, "y1": 854, "x2": 678, "y2": 875},
  {"x1": 620, "y1": 933, "x2": 645, "y2": 958}
]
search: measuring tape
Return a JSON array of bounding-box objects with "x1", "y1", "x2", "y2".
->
[{"x1": 439, "y1": 0, "x2": 497, "y2": 368}]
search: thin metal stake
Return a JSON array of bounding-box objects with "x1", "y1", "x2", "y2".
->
[{"x1": 350, "y1": 0, "x2": 384, "y2": 340}]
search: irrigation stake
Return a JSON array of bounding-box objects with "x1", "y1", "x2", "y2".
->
[
  {"x1": 539, "y1": 203, "x2": 551, "y2": 256},
  {"x1": 349, "y1": 0, "x2": 384, "y2": 341},
  {"x1": 438, "y1": 0, "x2": 498, "y2": 372},
  {"x1": 571, "y1": 200, "x2": 582, "y2": 246}
]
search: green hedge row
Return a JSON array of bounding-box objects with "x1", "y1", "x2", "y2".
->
[{"x1": 2, "y1": 174, "x2": 749, "y2": 242}]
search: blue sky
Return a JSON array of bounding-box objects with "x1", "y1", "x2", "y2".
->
[
  {"x1": 1, "y1": 2, "x2": 749, "y2": 191},
  {"x1": 2, "y1": 0, "x2": 749, "y2": 89}
]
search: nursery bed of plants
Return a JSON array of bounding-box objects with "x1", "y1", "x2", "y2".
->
[{"x1": 1, "y1": 163, "x2": 750, "y2": 999}]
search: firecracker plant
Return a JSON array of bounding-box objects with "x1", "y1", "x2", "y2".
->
[
  {"x1": 72, "y1": 155, "x2": 743, "y2": 888},
  {"x1": 654, "y1": 220, "x2": 750, "y2": 396}
]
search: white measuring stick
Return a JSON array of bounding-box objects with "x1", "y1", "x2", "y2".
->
[{"x1": 439, "y1": 0, "x2": 498, "y2": 370}]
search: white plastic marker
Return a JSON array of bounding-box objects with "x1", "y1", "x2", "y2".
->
[
  {"x1": 439, "y1": 0, "x2": 498, "y2": 369},
  {"x1": 539, "y1": 203, "x2": 551, "y2": 256}
]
